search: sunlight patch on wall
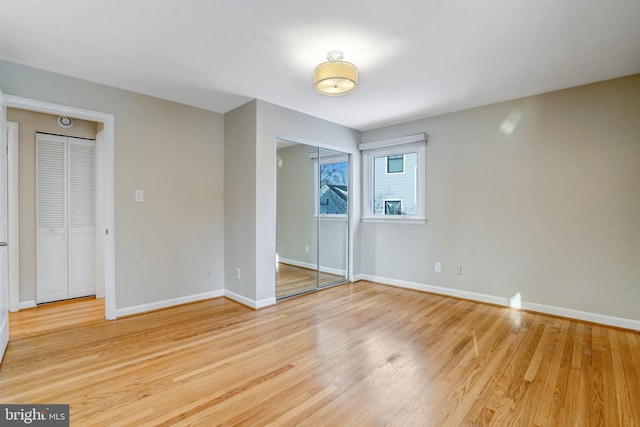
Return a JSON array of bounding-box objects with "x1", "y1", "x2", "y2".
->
[
  {"x1": 509, "y1": 292, "x2": 522, "y2": 309},
  {"x1": 499, "y1": 109, "x2": 523, "y2": 135},
  {"x1": 509, "y1": 293, "x2": 523, "y2": 327}
]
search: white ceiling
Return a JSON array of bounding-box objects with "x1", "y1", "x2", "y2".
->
[{"x1": 1, "y1": 0, "x2": 639, "y2": 131}]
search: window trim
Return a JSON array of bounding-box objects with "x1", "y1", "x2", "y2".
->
[{"x1": 360, "y1": 134, "x2": 426, "y2": 223}]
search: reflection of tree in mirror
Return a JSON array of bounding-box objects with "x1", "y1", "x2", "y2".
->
[
  {"x1": 320, "y1": 162, "x2": 348, "y2": 214},
  {"x1": 320, "y1": 162, "x2": 347, "y2": 186}
]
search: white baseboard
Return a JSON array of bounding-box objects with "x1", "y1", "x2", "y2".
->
[
  {"x1": 115, "y1": 290, "x2": 225, "y2": 318},
  {"x1": 9, "y1": 297, "x2": 20, "y2": 313},
  {"x1": 256, "y1": 297, "x2": 277, "y2": 309},
  {"x1": 278, "y1": 257, "x2": 346, "y2": 277},
  {"x1": 19, "y1": 300, "x2": 37, "y2": 310},
  {"x1": 357, "y1": 274, "x2": 640, "y2": 331},
  {"x1": 517, "y1": 300, "x2": 640, "y2": 331},
  {"x1": 224, "y1": 290, "x2": 276, "y2": 309}
]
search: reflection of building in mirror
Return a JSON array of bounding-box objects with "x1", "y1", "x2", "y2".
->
[{"x1": 319, "y1": 160, "x2": 348, "y2": 215}]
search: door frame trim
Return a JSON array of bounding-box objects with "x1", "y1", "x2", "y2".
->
[
  {"x1": 6, "y1": 95, "x2": 117, "y2": 320},
  {"x1": 7, "y1": 121, "x2": 19, "y2": 312}
]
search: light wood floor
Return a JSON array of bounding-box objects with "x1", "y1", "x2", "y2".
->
[
  {"x1": 276, "y1": 262, "x2": 344, "y2": 298},
  {"x1": 1, "y1": 282, "x2": 639, "y2": 426}
]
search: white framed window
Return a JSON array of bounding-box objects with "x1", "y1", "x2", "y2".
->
[{"x1": 360, "y1": 133, "x2": 426, "y2": 223}]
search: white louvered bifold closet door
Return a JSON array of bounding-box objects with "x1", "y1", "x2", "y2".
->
[
  {"x1": 68, "y1": 139, "x2": 96, "y2": 298},
  {"x1": 36, "y1": 133, "x2": 95, "y2": 303},
  {"x1": 36, "y1": 134, "x2": 68, "y2": 303}
]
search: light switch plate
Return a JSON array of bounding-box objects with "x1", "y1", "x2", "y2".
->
[{"x1": 135, "y1": 190, "x2": 144, "y2": 202}]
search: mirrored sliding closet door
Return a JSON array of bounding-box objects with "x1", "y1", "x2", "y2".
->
[{"x1": 276, "y1": 140, "x2": 349, "y2": 299}]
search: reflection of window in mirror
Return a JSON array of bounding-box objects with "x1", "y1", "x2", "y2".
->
[{"x1": 319, "y1": 161, "x2": 348, "y2": 215}]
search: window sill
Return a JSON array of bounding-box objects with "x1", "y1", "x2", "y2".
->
[
  {"x1": 313, "y1": 215, "x2": 348, "y2": 222},
  {"x1": 361, "y1": 216, "x2": 426, "y2": 225}
]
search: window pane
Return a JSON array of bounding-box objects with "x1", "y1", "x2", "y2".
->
[
  {"x1": 384, "y1": 200, "x2": 402, "y2": 215},
  {"x1": 319, "y1": 161, "x2": 348, "y2": 214},
  {"x1": 387, "y1": 154, "x2": 404, "y2": 173},
  {"x1": 373, "y1": 152, "x2": 417, "y2": 215}
]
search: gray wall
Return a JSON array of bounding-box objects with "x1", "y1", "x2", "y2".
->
[
  {"x1": 224, "y1": 100, "x2": 360, "y2": 305},
  {"x1": 6, "y1": 58, "x2": 633, "y2": 324},
  {"x1": 6, "y1": 108, "x2": 97, "y2": 303},
  {"x1": 360, "y1": 74, "x2": 640, "y2": 320},
  {"x1": 276, "y1": 144, "x2": 317, "y2": 267},
  {"x1": 223, "y1": 101, "x2": 258, "y2": 301},
  {"x1": 1, "y1": 59, "x2": 225, "y2": 310},
  {"x1": 257, "y1": 101, "x2": 360, "y2": 302}
]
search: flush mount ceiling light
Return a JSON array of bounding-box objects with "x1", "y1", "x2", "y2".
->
[{"x1": 314, "y1": 51, "x2": 358, "y2": 96}]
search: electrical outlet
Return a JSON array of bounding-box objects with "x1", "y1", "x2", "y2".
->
[
  {"x1": 235, "y1": 268, "x2": 241, "y2": 279},
  {"x1": 455, "y1": 265, "x2": 462, "y2": 276},
  {"x1": 305, "y1": 246, "x2": 310, "y2": 254},
  {"x1": 435, "y1": 262, "x2": 442, "y2": 273}
]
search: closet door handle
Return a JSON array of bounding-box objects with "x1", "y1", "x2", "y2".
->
[{"x1": 0, "y1": 242, "x2": 7, "y2": 247}]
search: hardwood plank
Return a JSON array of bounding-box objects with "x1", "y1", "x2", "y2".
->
[
  {"x1": 1, "y1": 281, "x2": 639, "y2": 426},
  {"x1": 608, "y1": 329, "x2": 636, "y2": 427},
  {"x1": 516, "y1": 318, "x2": 564, "y2": 425},
  {"x1": 463, "y1": 312, "x2": 537, "y2": 425},
  {"x1": 557, "y1": 322, "x2": 585, "y2": 426},
  {"x1": 576, "y1": 323, "x2": 594, "y2": 426},
  {"x1": 590, "y1": 325, "x2": 608, "y2": 426},
  {"x1": 472, "y1": 314, "x2": 539, "y2": 418},
  {"x1": 532, "y1": 319, "x2": 571, "y2": 426},
  {"x1": 619, "y1": 331, "x2": 640, "y2": 424}
]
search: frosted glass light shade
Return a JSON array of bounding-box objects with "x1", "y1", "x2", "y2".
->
[{"x1": 314, "y1": 60, "x2": 358, "y2": 96}]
